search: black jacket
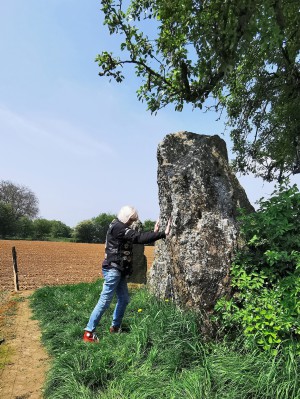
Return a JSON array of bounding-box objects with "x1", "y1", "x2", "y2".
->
[{"x1": 102, "y1": 219, "x2": 165, "y2": 275}]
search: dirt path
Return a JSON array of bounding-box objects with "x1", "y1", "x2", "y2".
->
[{"x1": 0, "y1": 291, "x2": 49, "y2": 399}]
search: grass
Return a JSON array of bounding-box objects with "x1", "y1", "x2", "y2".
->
[{"x1": 30, "y1": 281, "x2": 300, "y2": 399}]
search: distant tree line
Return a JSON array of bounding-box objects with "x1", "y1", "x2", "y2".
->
[{"x1": 0, "y1": 180, "x2": 156, "y2": 243}]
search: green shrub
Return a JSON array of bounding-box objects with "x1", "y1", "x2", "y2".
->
[{"x1": 215, "y1": 184, "x2": 300, "y2": 353}]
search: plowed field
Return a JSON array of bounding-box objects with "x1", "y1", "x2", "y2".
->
[{"x1": 0, "y1": 240, "x2": 155, "y2": 291}]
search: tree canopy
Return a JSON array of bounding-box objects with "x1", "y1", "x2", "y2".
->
[
  {"x1": 143, "y1": 219, "x2": 156, "y2": 232},
  {"x1": 0, "y1": 202, "x2": 16, "y2": 238},
  {"x1": 92, "y1": 212, "x2": 116, "y2": 242},
  {"x1": 0, "y1": 180, "x2": 39, "y2": 219},
  {"x1": 97, "y1": 0, "x2": 300, "y2": 181}
]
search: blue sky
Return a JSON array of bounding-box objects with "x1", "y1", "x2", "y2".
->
[{"x1": 1, "y1": 1, "x2": 299, "y2": 227}]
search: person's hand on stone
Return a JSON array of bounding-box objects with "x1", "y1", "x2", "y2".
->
[
  {"x1": 165, "y1": 218, "x2": 171, "y2": 236},
  {"x1": 154, "y1": 219, "x2": 160, "y2": 232},
  {"x1": 154, "y1": 218, "x2": 171, "y2": 235}
]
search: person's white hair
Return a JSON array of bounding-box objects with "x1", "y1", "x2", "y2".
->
[{"x1": 118, "y1": 205, "x2": 138, "y2": 224}]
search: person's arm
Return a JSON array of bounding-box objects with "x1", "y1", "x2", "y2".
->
[
  {"x1": 125, "y1": 218, "x2": 171, "y2": 244},
  {"x1": 111, "y1": 219, "x2": 170, "y2": 244},
  {"x1": 125, "y1": 229, "x2": 165, "y2": 244}
]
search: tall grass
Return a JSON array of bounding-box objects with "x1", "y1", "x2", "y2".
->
[{"x1": 30, "y1": 281, "x2": 300, "y2": 399}]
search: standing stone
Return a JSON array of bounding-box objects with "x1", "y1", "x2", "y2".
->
[
  {"x1": 148, "y1": 132, "x2": 254, "y2": 315},
  {"x1": 128, "y1": 244, "x2": 147, "y2": 284},
  {"x1": 127, "y1": 220, "x2": 147, "y2": 284}
]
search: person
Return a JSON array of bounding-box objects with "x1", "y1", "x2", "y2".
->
[{"x1": 83, "y1": 205, "x2": 171, "y2": 343}]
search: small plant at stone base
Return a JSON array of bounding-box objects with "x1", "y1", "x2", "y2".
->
[{"x1": 215, "y1": 183, "x2": 300, "y2": 354}]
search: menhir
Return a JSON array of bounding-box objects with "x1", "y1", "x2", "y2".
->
[{"x1": 148, "y1": 132, "x2": 254, "y2": 315}]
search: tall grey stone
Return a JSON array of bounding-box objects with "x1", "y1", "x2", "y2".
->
[
  {"x1": 127, "y1": 220, "x2": 147, "y2": 284},
  {"x1": 148, "y1": 132, "x2": 254, "y2": 315},
  {"x1": 128, "y1": 244, "x2": 147, "y2": 284}
]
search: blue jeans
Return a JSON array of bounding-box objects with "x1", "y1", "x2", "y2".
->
[{"x1": 85, "y1": 268, "x2": 130, "y2": 332}]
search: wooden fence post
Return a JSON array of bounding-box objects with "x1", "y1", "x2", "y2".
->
[{"x1": 12, "y1": 246, "x2": 19, "y2": 292}]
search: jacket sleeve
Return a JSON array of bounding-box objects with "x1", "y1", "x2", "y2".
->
[
  {"x1": 111, "y1": 223, "x2": 165, "y2": 244},
  {"x1": 125, "y1": 229, "x2": 166, "y2": 244}
]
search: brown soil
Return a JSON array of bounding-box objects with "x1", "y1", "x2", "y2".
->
[
  {"x1": 0, "y1": 240, "x2": 155, "y2": 291},
  {"x1": 0, "y1": 290, "x2": 49, "y2": 399},
  {"x1": 0, "y1": 240, "x2": 105, "y2": 291}
]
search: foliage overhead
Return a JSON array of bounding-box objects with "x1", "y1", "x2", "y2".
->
[
  {"x1": 215, "y1": 184, "x2": 300, "y2": 353},
  {"x1": 97, "y1": 0, "x2": 300, "y2": 181},
  {"x1": 0, "y1": 180, "x2": 39, "y2": 219}
]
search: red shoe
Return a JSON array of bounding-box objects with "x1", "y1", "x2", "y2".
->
[{"x1": 83, "y1": 331, "x2": 99, "y2": 343}]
